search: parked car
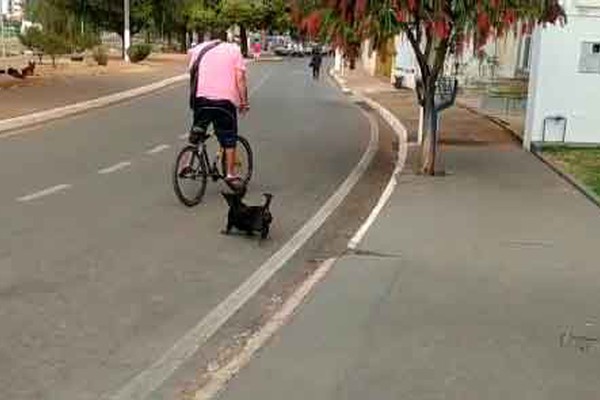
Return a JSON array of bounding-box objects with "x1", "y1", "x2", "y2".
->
[
  {"x1": 291, "y1": 43, "x2": 305, "y2": 57},
  {"x1": 273, "y1": 46, "x2": 292, "y2": 56}
]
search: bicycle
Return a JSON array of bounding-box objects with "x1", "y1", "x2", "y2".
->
[{"x1": 173, "y1": 106, "x2": 253, "y2": 207}]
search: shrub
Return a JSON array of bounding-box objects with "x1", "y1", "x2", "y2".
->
[
  {"x1": 127, "y1": 44, "x2": 152, "y2": 63},
  {"x1": 41, "y1": 33, "x2": 70, "y2": 68},
  {"x1": 93, "y1": 46, "x2": 109, "y2": 66}
]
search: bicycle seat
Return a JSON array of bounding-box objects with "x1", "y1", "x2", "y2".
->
[{"x1": 189, "y1": 125, "x2": 209, "y2": 144}]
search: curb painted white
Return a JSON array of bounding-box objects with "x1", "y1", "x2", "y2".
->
[
  {"x1": 0, "y1": 74, "x2": 187, "y2": 135},
  {"x1": 194, "y1": 257, "x2": 338, "y2": 400},
  {"x1": 327, "y1": 70, "x2": 410, "y2": 250},
  {"x1": 106, "y1": 99, "x2": 379, "y2": 400}
]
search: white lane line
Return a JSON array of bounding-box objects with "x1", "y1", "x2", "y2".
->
[
  {"x1": 106, "y1": 102, "x2": 379, "y2": 400},
  {"x1": 249, "y1": 70, "x2": 272, "y2": 95},
  {"x1": 179, "y1": 133, "x2": 188, "y2": 140},
  {"x1": 98, "y1": 161, "x2": 132, "y2": 175},
  {"x1": 348, "y1": 95, "x2": 409, "y2": 250},
  {"x1": 17, "y1": 184, "x2": 72, "y2": 202},
  {"x1": 194, "y1": 257, "x2": 338, "y2": 400},
  {"x1": 146, "y1": 144, "x2": 170, "y2": 155}
]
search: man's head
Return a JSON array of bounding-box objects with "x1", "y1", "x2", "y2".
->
[{"x1": 211, "y1": 29, "x2": 228, "y2": 42}]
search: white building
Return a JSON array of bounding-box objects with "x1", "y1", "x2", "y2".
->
[
  {"x1": 525, "y1": 0, "x2": 600, "y2": 148},
  {"x1": 1, "y1": 0, "x2": 23, "y2": 19}
]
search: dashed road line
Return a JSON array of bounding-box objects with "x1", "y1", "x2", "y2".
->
[
  {"x1": 146, "y1": 144, "x2": 171, "y2": 154},
  {"x1": 98, "y1": 161, "x2": 132, "y2": 175},
  {"x1": 17, "y1": 184, "x2": 72, "y2": 202}
]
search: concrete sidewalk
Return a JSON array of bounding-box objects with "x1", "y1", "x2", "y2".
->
[
  {"x1": 216, "y1": 69, "x2": 600, "y2": 399},
  {"x1": 0, "y1": 54, "x2": 187, "y2": 121}
]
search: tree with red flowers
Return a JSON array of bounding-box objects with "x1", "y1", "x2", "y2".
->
[{"x1": 293, "y1": 0, "x2": 565, "y2": 175}]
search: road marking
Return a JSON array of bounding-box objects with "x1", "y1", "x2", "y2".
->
[
  {"x1": 179, "y1": 133, "x2": 188, "y2": 140},
  {"x1": 98, "y1": 161, "x2": 132, "y2": 175},
  {"x1": 106, "y1": 100, "x2": 379, "y2": 400},
  {"x1": 194, "y1": 257, "x2": 338, "y2": 400},
  {"x1": 249, "y1": 70, "x2": 272, "y2": 95},
  {"x1": 17, "y1": 184, "x2": 72, "y2": 202},
  {"x1": 146, "y1": 144, "x2": 170, "y2": 154},
  {"x1": 348, "y1": 95, "x2": 409, "y2": 250}
]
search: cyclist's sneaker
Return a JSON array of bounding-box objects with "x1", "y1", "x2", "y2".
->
[
  {"x1": 225, "y1": 175, "x2": 246, "y2": 194},
  {"x1": 178, "y1": 166, "x2": 194, "y2": 178}
]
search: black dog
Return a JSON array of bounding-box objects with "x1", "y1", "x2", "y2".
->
[{"x1": 221, "y1": 192, "x2": 273, "y2": 239}]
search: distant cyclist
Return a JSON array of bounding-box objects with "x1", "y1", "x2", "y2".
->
[{"x1": 187, "y1": 31, "x2": 250, "y2": 188}]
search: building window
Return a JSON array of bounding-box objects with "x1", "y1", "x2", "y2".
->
[{"x1": 579, "y1": 41, "x2": 600, "y2": 74}]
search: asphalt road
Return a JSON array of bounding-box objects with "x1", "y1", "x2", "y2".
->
[{"x1": 0, "y1": 60, "x2": 370, "y2": 399}]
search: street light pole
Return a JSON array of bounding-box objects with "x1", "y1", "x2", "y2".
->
[{"x1": 124, "y1": 0, "x2": 130, "y2": 62}]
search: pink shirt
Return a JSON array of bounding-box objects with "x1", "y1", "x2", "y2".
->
[{"x1": 188, "y1": 41, "x2": 246, "y2": 106}]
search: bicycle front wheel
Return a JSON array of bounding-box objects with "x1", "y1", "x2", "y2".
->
[
  {"x1": 173, "y1": 145, "x2": 207, "y2": 207},
  {"x1": 220, "y1": 135, "x2": 254, "y2": 185}
]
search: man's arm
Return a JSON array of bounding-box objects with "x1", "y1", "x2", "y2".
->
[{"x1": 236, "y1": 68, "x2": 249, "y2": 111}]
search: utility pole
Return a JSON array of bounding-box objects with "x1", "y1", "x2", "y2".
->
[
  {"x1": 1, "y1": 13, "x2": 6, "y2": 73},
  {"x1": 124, "y1": 0, "x2": 130, "y2": 62}
]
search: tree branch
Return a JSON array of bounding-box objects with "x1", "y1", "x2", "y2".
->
[
  {"x1": 431, "y1": 36, "x2": 450, "y2": 82},
  {"x1": 403, "y1": 23, "x2": 430, "y2": 79},
  {"x1": 424, "y1": 28, "x2": 433, "y2": 65}
]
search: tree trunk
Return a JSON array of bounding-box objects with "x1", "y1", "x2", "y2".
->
[
  {"x1": 118, "y1": 33, "x2": 125, "y2": 59},
  {"x1": 239, "y1": 25, "x2": 249, "y2": 58},
  {"x1": 180, "y1": 28, "x2": 187, "y2": 53},
  {"x1": 420, "y1": 89, "x2": 440, "y2": 176},
  {"x1": 196, "y1": 29, "x2": 205, "y2": 43}
]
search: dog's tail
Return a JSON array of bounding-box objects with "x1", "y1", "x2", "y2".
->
[{"x1": 263, "y1": 193, "x2": 273, "y2": 208}]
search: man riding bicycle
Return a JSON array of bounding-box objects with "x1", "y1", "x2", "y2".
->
[{"x1": 187, "y1": 31, "x2": 249, "y2": 189}]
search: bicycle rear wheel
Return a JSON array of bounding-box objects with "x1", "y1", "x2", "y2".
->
[
  {"x1": 220, "y1": 135, "x2": 253, "y2": 185},
  {"x1": 173, "y1": 145, "x2": 207, "y2": 207}
]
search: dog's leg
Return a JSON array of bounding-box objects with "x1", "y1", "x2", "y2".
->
[
  {"x1": 221, "y1": 217, "x2": 234, "y2": 235},
  {"x1": 260, "y1": 225, "x2": 270, "y2": 239}
]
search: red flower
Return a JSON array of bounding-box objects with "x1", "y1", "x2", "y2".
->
[{"x1": 433, "y1": 19, "x2": 451, "y2": 39}]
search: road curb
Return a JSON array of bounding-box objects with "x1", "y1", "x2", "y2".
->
[
  {"x1": 0, "y1": 73, "x2": 187, "y2": 135},
  {"x1": 328, "y1": 69, "x2": 353, "y2": 94},
  {"x1": 532, "y1": 149, "x2": 600, "y2": 209},
  {"x1": 327, "y1": 69, "x2": 409, "y2": 249}
]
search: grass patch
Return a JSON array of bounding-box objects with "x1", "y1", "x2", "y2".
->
[{"x1": 543, "y1": 147, "x2": 600, "y2": 197}]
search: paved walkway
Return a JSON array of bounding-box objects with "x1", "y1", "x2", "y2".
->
[
  {"x1": 217, "y1": 68, "x2": 600, "y2": 399},
  {"x1": 457, "y1": 91, "x2": 526, "y2": 140},
  {"x1": 0, "y1": 54, "x2": 187, "y2": 120}
]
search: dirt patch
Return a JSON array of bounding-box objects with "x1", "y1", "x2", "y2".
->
[{"x1": 0, "y1": 53, "x2": 187, "y2": 91}]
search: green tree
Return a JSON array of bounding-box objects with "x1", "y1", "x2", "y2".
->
[
  {"x1": 24, "y1": 0, "x2": 100, "y2": 62},
  {"x1": 84, "y1": 0, "x2": 154, "y2": 50},
  {"x1": 294, "y1": 0, "x2": 565, "y2": 175},
  {"x1": 18, "y1": 26, "x2": 44, "y2": 52},
  {"x1": 42, "y1": 32, "x2": 71, "y2": 67},
  {"x1": 221, "y1": 0, "x2": 266, "y2": 57}
]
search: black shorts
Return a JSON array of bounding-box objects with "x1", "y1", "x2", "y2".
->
[{"x1": 192, "y1": 97, "x2": 238, "y2": 148}]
